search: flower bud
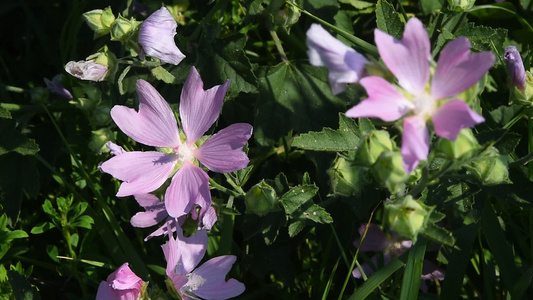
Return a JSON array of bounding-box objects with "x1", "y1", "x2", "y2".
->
[
  {"x1": 447, "y1": 0, "x2": 475, "y2": 12},
  {"x1": 245, "y1": 181, "x2": 278, "y2": 216},
  {"x1": 329, "y1": 155, "x2": 368, "y2": 196},
  {"x1": 437, "y1": 128, "x2": 480, "y2": 160},
  {"x1": 355, "y1": 130, "x2": 394, "y2": 166},
  {"x1": 371, "y1": 151, "x2": 408, "y2": 194},
  {"x1": 386, "y1": 196, "x2": 432, "y2": 241},
  {"x1": 110, "y1": 15, "x2": 141, "y2": 43},
  {"x1": 89, "y1": 128, "x2": 114, "y2": 154},
  {"x1": 44, "y1": 74, "x2": 72, "y2": 99},
  {"x1": 83, "y1": 7, "x2": 115, "y2": 38},
  {"x1": 96, "y1": 263, "x2": 145, "y2": 300},
  {"x1": 65, "y1": 60, "x2": 107, "y2": 82},
  {"x1": 504, "y1": 46, "x2": 526, "y2": 92},
  {"x1": 467, "y1": 148, "x2": 511, "y2": 185}
]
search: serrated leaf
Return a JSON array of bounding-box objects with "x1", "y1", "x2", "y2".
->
[
  {"x1": 421, "y1": 223, "x2": 455, "y2": 246},
  {"x1": 196, "y1": 31, "x2": 257, "y2": 96},
  {"x1": 280, "y1": 185, "x2": 333, "y2": 232},
  {"x1": 455, "y1": 22, "x2": 507, "y2": 54},
  {"x1": 288, "y1": 220, "x2": 306, "y2": 237},
  {"x1": 151, "y1": 66, "x2": 177, "y2": 84},
  {"x1": 280, "y1": 185, "x2": 319, "y2": 215},
  {"x1": 0, "y1": 119, "x2": 39, "y2": 156},
  {"x1": 292, "y1": 113, "x2": 361, "y2": 151},
  {"x1": 376, "y1": 0, "x2": 404, "y2": 39}
]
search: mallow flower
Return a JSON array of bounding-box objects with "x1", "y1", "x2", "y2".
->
[
  {"x1": 346, "y1": 18, "x2": 494, "y2": 173},
  {"x1": 44, "y1": 74, "x2": 72, "y2": 99},
  {"x1": 96, "y1": 263, "x2": 144, "y2": 300},
  {"x1": 306, "y1": 24, "x2": 368, "y2": 94},
  {"x1": 138, "y1": 7, "x2": 185, "y2": 65},
  {"x1": 100, "y1": 67, "x2": 252, "y2": 223},
  {"x1": 504, "y1": 46, "x2": 526, "y2": 92},
  {"x1": 166, "y1": 255, "x2": 245, "y2": 300},
  {"x1": 65, "y1": 60, "x2": 108, "y2": 82}
]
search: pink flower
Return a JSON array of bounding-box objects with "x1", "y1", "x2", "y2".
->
[
  {"x1": 96, "y1": 263, "x2": 143, "y2": 300},
  {"x1": 65, "y1": 60, "x2": 108, "y2": 81},
  {"x1": 138, "y1": 7, "x2": 185, "y2": 65},
  {"x1": 167, "y1": 256, "x2": 245, "y2": 300},
  {"x1": 346, "y1": 18, "x2": 494, "y2": 173},
  {"x1": 306, "y1": 24, "x2": 368, "y2": 94},
  {"x1": 44, "y1": 74, "x2": 72, "y2": 99},
  {"x1": 162, "y1": 220, "x2": 208, "y2": 275},
  {"x1": 504, "y1": 46, "x2": 526, "y2": 91},
  {"x1": 100, "y1": 67, "x2": 252, "y2": 222}
]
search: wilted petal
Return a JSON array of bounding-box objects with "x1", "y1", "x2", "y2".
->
[
  {"x1": 401, "y1": 116, "x2": 429, "y2": 173},
  {"x1": 180, "y1": 67, "x2": 229, "y2": 145},
  {"x1": 187, "y1": 255, "x2": 245, "y2": 300},
  {"x1": 138, "y1": 7, "x2": 185, "y2": 65},
  {"x1": 100, "y1": 151, "x2": 177, "y2": 197},
  {"x1": 432, "y1": 100, "x2": 484, "y2": 140},
  {"x1": 195, "y1": 123, "x2": 252, "y2": 173},
  {"x1": 504, "y1": 46, "x2": 526, "y2": 91},
  {"x1": 162, "y1": 225, "x2": 207, "y2": 275},
  {"x1": 44, "y1": 74, "x2": 72, "y2": 99},
  {"x1": 111, "y1": 80, "x2": 180, "y2": 148},
  {"x1": 165, "y1": 161, "x2": 211, "y2": 218},
  {"x1": 346, "y1": 76, "x2": 414, "y2": 122},
  {"x1": 374, "y1": 18, "x2": 430, "y2": 95},
  {"x1": 431, "y1": 37, "x2": 495, "y2": 99},
  {"x1": 306, "y1": 24, "x2": 368, "y2": 94},
  {"x1": 354, "y1": 223, "x2": 387, "y2": 253},
  {"x1": 65, "y1": 60, "x2": 107, "y2": 82}
]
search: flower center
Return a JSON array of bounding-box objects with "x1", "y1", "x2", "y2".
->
[
  {"x1": 183, "y1": 273, "x2": 206, "y2": 291},
  {"x1": 177, "y1": 143, "x2": 195, "y2": 162},
  {"x1": 412, "y1": 93, "x2": 436, "y2": 119}
]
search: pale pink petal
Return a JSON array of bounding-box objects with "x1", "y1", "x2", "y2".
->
[
  {"x1": 100, "y1": 151, "x2": 177, "y2": 197},
  {"x1": 108, "y1": 263, "x2": 142, "y2": 291},
  {"x1": 195, "y1": 123, "x2": 252, "y2": 173},
  {"x1": 130, "y1": 206, "x2": 167, "y2": 228},
  {"x1": 111, "y1": 80, "x2": 180, "y2": 148},
  {"x1": 432, "y1": 100, "x2": 484, "y2": 140},
  {"x1": 133, "y1": 193, "x2": 160, "y2": 208},
  {"x1": 138, "y1": 7, "x2": 186, "y2": 65},
  {"x1": 186, "y1": 255, "x2": 245, "y2": 299},
  {"x1": 180, "y1": 66, "x2": 229, "y2": 145},
  {"x1": 106, "y1": 141, "x2": 126, "y2": 156},
  {"x1": 345, "y1": 76, "x2": 414, "y2": 121},
  {"x1": 162, "y1": 225, "x2": 207, "y2": 275},
  {"x1": 354, "y1": 223, "x2": 387, "y2": 253},
  {"x1": 164, "y1": 161, "x2": 211, "y2": 218},
  {"x1": 65, "y1": 60, "x2": 108, "y2": 82},
  {"x1": 420, "y1": 260, "x2": 445, "y2": 293},
  {"x1": 431, "y1": 37, "x2": 495, "y2": 99},
  {"x1": 145, "y1": 218, "x2": 174, "y2": 241},
  {"x1": 352, "y1": 255, "x2": 379, "y2": 278},
  {"x1": 401, "y1": 116, "x2": 429, "y2": 174},
  {"x1": 201, "y1": 206, "x2": 217, "y2": 230},
  {"x1": 374, "y1": 18, "x2": 431, "y2": 95},
  {"x1": 306, "y1": 24, "x2": 368, "y2": 94},
  {"x1": 95, "y1": 282, "x2": 114, "y2": 300}
]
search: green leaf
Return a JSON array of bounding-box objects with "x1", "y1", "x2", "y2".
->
[
  {"x1": 0, "y1": 119, "x2": 39, "y2": 156},
  {"x1": 421, "y1": 223, "x2": 455, "y2": 246},
  {"x1": 7, "y1": 270, "x2": 41, "y2": 300},
  {"x1": 400, "y1": 239, "x2": 426, "y2": 300},
  {"x1": 455, "y1": 22, "x2": 507, "y2": 55},
  {"x1": 30, "y1": 222, "x2": 55, "y2": 234},
  {"x1": 292, "y1": 114, "x2": 361, "y2": 151},
  {"x1": 196, "y1": 31, "x2": 257, "y2": 96},
  {"x1": 151, "y1": 66, "x2": 177, "y2": 84},
  {"x1": 339, "y1": 0, "x2": 375, "y2": 9},
  {"x1": 255, "y1": 63, "x2": 358, "y2": 145},
  {"x1": 71, "y1": 215, "x2": 94, "y2": 230},
  {"x1": 280, "y1": 185, "x2": 319, "y2": 215},
  {"x1": 376, "y1": 0, "x2": 404, "y2": 39},
  {"x1": 349, "y1": 254, "x2": 407, "y2": 299},
  {"x1": 0, "y1": 106, "x2": 11, "y2": 119}
]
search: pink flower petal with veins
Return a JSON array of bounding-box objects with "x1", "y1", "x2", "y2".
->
[
  {"x1": 100, "y1": 151, "x2": 177, "y2": 197},
  {"x1": 162, "y1": 226, "x2": 207, "y2": 275},
  {"x1": 195, "y1": 123, "x2": 252, "y2": 173},
  {"x1": 401, "y1": 116, "x2": 430, "y2": 173},
  {"x1": 180, "y1": 67, "x2": 229, "y2": 145},
  {"x1": 111, "y1": 80, "x2": 180, "y2": 148},
  {"x1": 346, "y1": 76, "x2": 414, "y2": 122},
  {"x1": 187, "y1": 256, "x2": 245, "y2": 300},
  {"x1": 431, "y1": 37, "x2": 495, "y2": 99},
  {"x1": 306, "y1": 24, "x2": 368, "y2": 94},
  {"x1": 374, "y1": 18, "x2": 431, "y2": 95},
  {"x1": 164, "y1": 161, "x2": 211, "y2": 219},
  {"x1": 432, "y1": 99, "x2": 484, "y2": 140}
]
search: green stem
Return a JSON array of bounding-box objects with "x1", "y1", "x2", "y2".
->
[
  {"x1": 224, "y1": 173, "x2": 246, "y2": 196},
  {"x1": 3, "y1": 84, "x2": 24, "y2": 93},
  {"x1": 503, "y1": 108, "x2": 526, "y2": 129},
  {"x1": 270, "y1": 30, "x2": 289, "y2": 63},
  {"x1": 117, "y1": 59, "x2": 161, "y2": 68},
  {"x1": 528, "y1": 116, "x2": 533, "y2": 180},
  {"x1": 209, "y1": 178, "x2": 242, "y2": 198},
  {"x1": 286, "y1": 1, "x2": 378, "y2": 57}
]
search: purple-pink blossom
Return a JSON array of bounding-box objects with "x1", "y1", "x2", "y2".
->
[
  {"x1": 138, "y1": 7, "x2": 185, "y2": 65},
  {"x1": 346, "y1": 18, "x2": 494, "y2": 173},
  {"x1": 504, "y1": 46, "x2": 526, "y2": 92},
  {"x1": 166, "y1": 255, "x2": 245, "y2": 300},
  {"x1": 65, "y1": 60, "x2": 108, "y2": 82},
  {"x1": 100, "y1": 66, "x2": 252, "y2": 223},
  {"x1": 44, "y1": 74, "x2": 72, "y2": 99},
  {"x1": 306, "y1": 24, "x2": 368, "y2": 94},
  {"x1": 96, "y1": 263, "x2": 143, "y2": 300}
]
